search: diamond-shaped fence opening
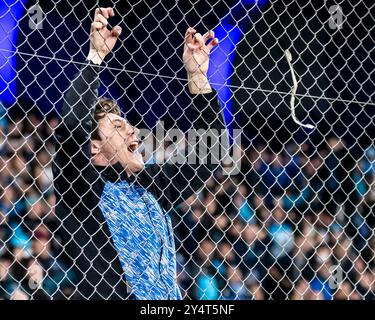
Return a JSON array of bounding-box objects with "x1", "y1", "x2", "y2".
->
[{"x1": 0, "y1": 0, "x2": 374, "y2": 300}]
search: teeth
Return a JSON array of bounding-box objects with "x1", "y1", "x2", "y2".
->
[{"x1": 128, "y1": 142, "x2": 139, "y2": 152}]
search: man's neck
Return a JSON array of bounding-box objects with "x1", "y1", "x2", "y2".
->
[{"x1": 92, "y1": 157, "x2": 133, "y2": 178}]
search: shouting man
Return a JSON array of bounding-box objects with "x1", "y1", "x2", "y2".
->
[{"x1": 53, "y1": 7, "x2": 225, "y2": 299}]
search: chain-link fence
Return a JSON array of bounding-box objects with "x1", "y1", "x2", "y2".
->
[{"x1": 0, "y1": 0, "x2": 374, "y2": 300}]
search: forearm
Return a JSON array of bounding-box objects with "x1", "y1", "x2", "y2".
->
[
  {"x1": 187, "y1": 69, "x2": 225, "y2": 128},
  {"x1": 60, "y1": 62, "x2": 100, "y2": 134},
  {"x1": 60, "y1": 49, "x2": 105, "y2": 128},
  {"x1": 188, "y1": 69, "x2": 229, "y2": 178},
  {"x1": 55, "y1": 62, "x2": 100, "y2": 179},
  {"x1": 189, "y1": 88, "x2": 225, "y2": 131},
  {"x1": 188, "y1": 73, "x2": 212, "y2": 95},
  {"x1": 87, "y1": 49, "x2": 105, "y2": 65}
]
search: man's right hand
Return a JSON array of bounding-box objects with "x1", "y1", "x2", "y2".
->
[{"x1": 87, "y1": 7, "x2": 122, "y2": 65}]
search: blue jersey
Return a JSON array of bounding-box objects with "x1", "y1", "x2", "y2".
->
[{"x1": 99, "y1": 179, "x2": 182, "y2": 300}]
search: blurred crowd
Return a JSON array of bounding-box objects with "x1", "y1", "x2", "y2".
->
[
  {"x1": 0, "y1": 107, "x2": 75, "y2": 300},
  {"x1": 173, "y1": 139, "x2": 375, "y2": 299},
  {"x1": 0, "y1": 106, "x2": 374, "y2": 300}
]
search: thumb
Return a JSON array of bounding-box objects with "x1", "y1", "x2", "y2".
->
[{"x1": 111, "y1": 26, "x2": 122, "y2": 37}]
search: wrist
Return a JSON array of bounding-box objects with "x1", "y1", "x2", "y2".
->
[
  {"x1": 188, "y1": 72, "x2": 212, "y2": 94},
  {"x1": 87, "y1": 49, "x2": 106, "y2": 65}
]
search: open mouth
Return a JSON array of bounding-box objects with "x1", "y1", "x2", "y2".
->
[{"x1": 127, "y1": 141, "x2": 141, "y2": 153}]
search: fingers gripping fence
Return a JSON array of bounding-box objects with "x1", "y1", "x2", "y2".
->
[{"x1": 0, "y1": 0, "x2": 374, "y2": 300}]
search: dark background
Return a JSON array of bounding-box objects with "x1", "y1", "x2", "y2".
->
[
  {"x1": 11, "y1": 0, "x2": 375, "y2": 153},
  {"x1": 232, "y1": 0, "x2": 374, "y2": 153}
]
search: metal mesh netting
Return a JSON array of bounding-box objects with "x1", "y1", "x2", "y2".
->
[{"x1": 0, "y1": 0, "x2": 374, "y2": 300}]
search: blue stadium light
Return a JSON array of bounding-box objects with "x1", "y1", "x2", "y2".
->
[
  {"x1": 208, "y1": 0, "x2": 269, "y2": 132},
  {"x1": 242, "y1": 0, "x2": 268, "y2": 5},
  {"x1": 0, "y1": 0, "x2": 26, "y2": 105}
]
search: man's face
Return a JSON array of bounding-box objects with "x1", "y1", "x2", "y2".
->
[{"x1": 93, "y1": 113, "x2": 144, "y2": 175}]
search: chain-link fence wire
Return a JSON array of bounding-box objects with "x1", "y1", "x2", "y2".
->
[{"x1": 0, "y1": 0, "x2": 374, "y2": 299}]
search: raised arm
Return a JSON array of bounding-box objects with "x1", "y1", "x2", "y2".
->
[
  {"x1": 140, "y1": 28, "x2": 227, "y2": 211},
  {"x1": 53, "y1": 8, "x2": 122, "y2": 203}
]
